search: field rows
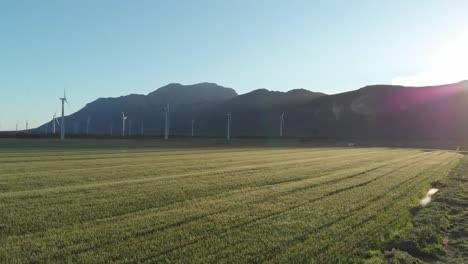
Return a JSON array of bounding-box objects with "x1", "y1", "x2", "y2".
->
[{"x1": 0, "y1": 146, "x2": 462, "y2": 263}]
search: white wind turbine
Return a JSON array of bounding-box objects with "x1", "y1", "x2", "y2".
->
[
  {"x1": 122, "y1": 112, "x2": 128, "y2": 137},
  {"x1": 52, "y1": 111, "x2": 60, "y2": 135},
  {"x1": 279, "y1": 112, "x2": 285, "y2": 137},
  {"x1": 59, "y1": 90, "x2": 68, "y2": 140}
]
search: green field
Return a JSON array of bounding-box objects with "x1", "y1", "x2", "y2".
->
[{"x1": 0, "y1": 140, "x2": 463, "y2": 263}]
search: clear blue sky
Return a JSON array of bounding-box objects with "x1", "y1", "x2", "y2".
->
[{"x1": 1, "y1": 0, "x2": 468, "y2": 131}]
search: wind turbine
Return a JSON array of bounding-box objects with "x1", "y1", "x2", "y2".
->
[
  {"x1": 59, "y1": 90, "x2": 68, "y2": 140},
  {"x1": 25, "y1": 120, "x2": 28, "y2": 133},
  {"x1": 226, "y1": 113, "x2": 231, "y2": 140},
  {"x1": 164, "y1": 104, "x2": 170, "y2": 140},
  {"x1": 122, "y1": 112, "x2": 128, "y2": 137},
  {"x1": 280, "y1": 112, "x2": 285, "y2": 137},
  {"x1": 52, "y1": 112, "x2": 60, "y2": 135}
]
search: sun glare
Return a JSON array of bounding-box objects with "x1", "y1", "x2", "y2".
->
[
  {"x1": 393, "y1": 33, "x2": 468, "y2": 86},
  {"x1": 433, "y1": 34, "x2": 468, "y2": 75}
]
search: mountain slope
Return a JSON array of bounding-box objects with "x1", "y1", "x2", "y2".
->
[
  {"x1": 222, "y1": 88, "x2": 325, "y2": 110},
  {"x1": 190, "y1": 88, "x2": 326, "y2": 136},
  {"x1": 34, "y1": 80, "x2": 468, "y2": 140},
  {"x1": 43, "y1": 83, "x2": 238, "y2": 135},
  {"x1": 284, "y1": 80, "x2": 468, "y2": 139}
]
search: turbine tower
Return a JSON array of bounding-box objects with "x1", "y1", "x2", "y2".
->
[
  {"x1": 164, "y1": 104, "x2": 170, "y2": 140},
  {"x1": 59, "y1": 91, "x2": 68, "y2": 141},
  {"x1": 52, "y1": 112, "x2": 60, "y2": 135},
  {"x1": 226, "y1": 113, "x2": 231, "y2": 140},
  {"x1": 122, "y1": 112, "x2": 128, "y2": 137},
  {"x1": 25, "y1": 121, "x2": 28, "y2": 133},
  {"x1": 280, "y1": 112, "x2": 285, "y2": 137}
]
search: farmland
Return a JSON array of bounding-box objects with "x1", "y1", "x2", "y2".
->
[{"x1": 0, "y1": 140, "x2": 463, "y2": 263}]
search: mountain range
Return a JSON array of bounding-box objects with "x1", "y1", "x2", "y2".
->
[{"x1": 34, "y1": 80, "x2": 468, "y2": 140}]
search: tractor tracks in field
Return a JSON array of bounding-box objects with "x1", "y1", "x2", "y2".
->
[
  {"x1": 318, "y1": 155, "x2": 462, "y2": 262},
  {"x1": 0, "y1": 149, "x2": 401, "y2": 242},
  {"x1": 0, "y1": 147, "x2": 336, "y2": 164},
  {"x1": 0, "y1": 148, "x2": 322, "y2": 177},
  {"x1": 2, "y1": 151, "x2": 422, "y2": 260},
  {"x1": 1, "y1": 151, "x2": 446, "y2": 262},
  {"x1": 0, "y1": 148, "x2": 377, "y2": 180},
  {"x1": 132, "y1": 153, "x2": 442, "y2": 261},
  {"x1": 208, "y1": 153, "x2": 453, "y2": 263},
  {"x1": 0, "y1": 149, "x2": 393, "y2": 197},
  {"x1": 263, "y1": 154, "x2": 460, "y2": 263},
  {"x1": 0, "y1": 147, "x2": 266, "y2": 162},
  {"x1": 0, "y1": 146, "x2": 332, "y2": 160}
]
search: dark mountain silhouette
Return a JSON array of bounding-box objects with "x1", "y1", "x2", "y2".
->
[
  {"x1": 284, "y1": 80, "x2": 468, "y2": 139},
  {"x1": 147, "y1": 82, "x2": 238, "y2": 105},
  {"x1": 50, "y1": 82, "x2": 238, "y2": 136},
  {"x1": 192, "y1": 88, "x2": 325, "y2": 136},
  {"x1": 34, "y1": 80, "x2": 468, "y2": 141},
  {"x1": 223, "y1": 88, "x2": 325, "y2": 110}
]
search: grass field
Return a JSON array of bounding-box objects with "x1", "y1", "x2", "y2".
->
[{"x1": 0, "y1": 140, "x2": 463, "y2": 263}]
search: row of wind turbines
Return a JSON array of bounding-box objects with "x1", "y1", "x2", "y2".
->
[
  {"x1": 13, "y1": 91, "x2": 68, "y2": 137},
  {"x1": 48, "y1": 92, "x2": 286, "y2": 141}
]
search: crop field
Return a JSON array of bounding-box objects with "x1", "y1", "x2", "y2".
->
[{"x1": 0, "y1": 141, "x2": 463, "y2": 263}]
